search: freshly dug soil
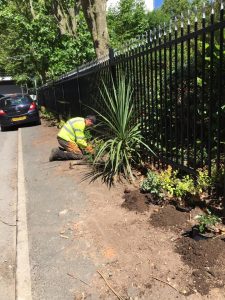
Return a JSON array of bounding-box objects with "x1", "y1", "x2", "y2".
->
[
  {"x1": 121, "y1": 190, "x2": 149, "y2": 212},
  {"x1": 176, "y1": 237, "x2": 225, "y2": 295},
  {"x1": 150, "y1": 205, "x2": 189, "y2": 229}
]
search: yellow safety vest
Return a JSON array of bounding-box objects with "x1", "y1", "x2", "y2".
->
[{"x1": 57, "y1": 117, "x2": 87, "y2": 148}]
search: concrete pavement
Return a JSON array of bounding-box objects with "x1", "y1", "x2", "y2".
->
[
  {"x1": 0, "y1": 129, "x2": 17, "y2": 300},
  {"x1": 21, "y1": 125, "x2": 100, "y2": 300}
]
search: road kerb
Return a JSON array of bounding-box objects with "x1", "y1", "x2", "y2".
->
[{"x1": 16, "y1": 129, "x2": 32, "y2": 300}]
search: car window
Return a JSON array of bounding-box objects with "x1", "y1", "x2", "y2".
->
[{"x1": 0, "y1": 95, "x2": 32, "y2": 108}]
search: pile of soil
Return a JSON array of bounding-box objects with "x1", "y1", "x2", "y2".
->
[
  {"x1": 176, "y1": 237, "x2": 225, "y2": 295},
  {"x1": 150, "y1": 205, "x2": 189, "y2": 229},
  {"x1": 121, "y1": 190, "x2": 149, "y2": 212}
]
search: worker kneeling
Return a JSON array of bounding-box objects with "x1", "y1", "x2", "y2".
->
[{"x1": 49, "y1": 115, "x2": 96, "y2": 161}]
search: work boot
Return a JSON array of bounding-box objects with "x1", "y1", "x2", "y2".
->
[
  {"x1": 49, "y1": 148, "x2": 69, "y2": 161},
  {"x1": 49, "y1": 148, "x2": 60, "y2": 161},
  {"x1": 49, "y1": 148, "x2": 83, "y2": 161},
  {"x1": 66, "y1": 152, "x2": 83, "y2": 160}
]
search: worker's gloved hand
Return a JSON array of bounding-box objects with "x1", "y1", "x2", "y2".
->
[{"x1": 86, "y1": 144, "x2": 94, "y2": 154}]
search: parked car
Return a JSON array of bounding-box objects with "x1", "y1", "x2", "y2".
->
[{"x1": 0, "y1": 94, "x2": 41, "y2": 131}]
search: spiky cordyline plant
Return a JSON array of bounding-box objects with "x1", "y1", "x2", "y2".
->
[{"x1": 92, "y1": 75, "x2": 154, "y2": 182}]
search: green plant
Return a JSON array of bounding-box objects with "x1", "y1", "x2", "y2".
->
[
  {"x1": 174, "y1": 175, "x2": 195, "y2": 198},
  {"x1": 84, "y1": 128, "x2": 93, "y2": 142},
  {"x1": 140, "y1": 170, "x2": 163, "y2": 197},
  {"x1": 157, "y1": 166, "x2": 195, "y2": 198},
  {"x1": 196, "y1": 168, "x2": 212, "y2": 194},
  {"x1": 211, "y1": 164, "x2": 225, "y2": 187},
  {"x1": 40, "y1": 109, "x2": 55, "y2": 121},
  {"x1": 91, "y1": 74, "x2": 154, "y2": 182},
  {"x1": 157, "y1": 166, "x2": 177, "y2": 197},
  {"x1": 57, "y1": 119, "x2": 65, "y2": 129},
  {"x1": 196, "y1": 209, "x2": 222, "y2": 233}
]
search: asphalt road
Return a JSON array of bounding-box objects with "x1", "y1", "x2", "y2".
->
[{"x1": 0, "y1": 129, "x2": 17, "y2": 300}]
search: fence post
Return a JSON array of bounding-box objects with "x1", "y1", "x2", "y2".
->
[{"x1": 109, "y1": 48, "x2": 116, "y2": 85}]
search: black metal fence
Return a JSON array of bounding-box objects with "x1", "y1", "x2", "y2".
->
[{"x1": 38, "y1": 3, "x2": 225, "y2": 182}]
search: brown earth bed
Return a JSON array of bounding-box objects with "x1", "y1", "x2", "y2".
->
[
  {"x1": 121, "y1": 190, "x2": 149, "y2": 212},
  {"x1": 176, "y1": 237, "x2": 225, "y2": 295},
  {"x1": 150, "y1": 205, "x2": 189, "y2": 229}
]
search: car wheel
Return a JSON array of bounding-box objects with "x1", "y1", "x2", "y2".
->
[
  {"x1": 35, "y1": 119, "x2": 41, "y2": 126},
  {"x1": 1, "y1": 126, "x2": 7, "y2": 132}
]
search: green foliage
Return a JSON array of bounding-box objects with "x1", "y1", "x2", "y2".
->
[
  {"x1": 161, "y1": 0, "x2": 191, "y2": 17},
  {"x1": 174, "y1": 175, "x2": 195, "y2": 198},
  {"x1": 140, "y1": 170, "x2": 163, "y2": 197},
  {"x1": 140, "y1": 166, "x2": 212, "y2": 199},
  {"x1": 107, "y1": 0, "x2": 148, "y2": 49},
  {"x1": 146, "y1": 9, "x2": 170, "y2": 30},
  {"x1": 91, "y1": 74, "x2": 154, "y2": 182},
  {"x1": 156, "y1": 166, "x2": 195, "y2": 198},
  {"x1": 84, "y1": 128, "x2": 93, "y2": 142},
  {"x1": 40, "y1": 108, "x2": 55, "y2": 121},
  {"x1": 211, "y1": 164, "x2": 225, "y2": 188},
  {"x1": 196, "y1": 209, "x2": 222, "y2": 233},
  {"x1": 57, "y1": 120, "x2": 65, "y2": 129},
  {"x1": 196, "y1": 168, "x2": 212, "y2": 194},
  {"x1": 157, "y1": 166, "x2": 178, "y2": 196},
  {"x1": 0, "y1": 2, "x2": 94, "y2": 84}
]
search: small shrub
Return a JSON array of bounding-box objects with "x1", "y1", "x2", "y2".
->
[
  {"x1": 140, "y1": 170, "x2": 163, "y2": 197},
  {"x1": 40, "y1": 109, "x2": 55, "y2": 121},
  {"x1": 157, "y1": 166, "x2": 177, "y2": 197},
  {"x1": 158, "y1": 166, "x2": 195, "y2": 198},
  {"x1": 140, "y1": 166, "x2": 214, "y2": 201},
  {"x1": 174, "y1": 175, "x2": 195, "y2": 198},
  {"x1": 196, "y1": 209, "x2": 222, "y2": 233},
  {"x1": 195, "y1": 168, "x2": 211, "y2": 194}
]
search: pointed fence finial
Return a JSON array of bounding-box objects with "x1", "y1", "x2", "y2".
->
[
  {"x1": 145, "y1": 32, "x2": 148, "y2": 44},
  {"x1": 174, "y1": 16, "x2": 178, "y2": 31},
  {"x1": 202, "y1": 2, "x2": 206, "y2": 19},
  {"x1": 194, "y1": 6, "x2": 198, "y2": 22},
  {"x1": 211, "y1": 0, "x2": 215, "y2": 14},
  {"x1": 154, "y1": 28, "x2": 157, "y2": 40},
  {"x1": 163, "y1": 22, "x2": 167, "y2": 36},
  {"x1": 169, "y1": 20, "x2": 172, "y2": 33},
  {"x1": 149, "y1": 30, "x2": 153, "y2": 43},
  {"x1": 158, "y1": 25, "x2": 162, "y2": 38},
  {"x1": 130, "y1": 38, "x2": 134, "y2": 50},
  {"x1": 181, "y1": 13, "x2": 184, "y2": 28},
  {"x1": 221, "y1": 0, "x2": 224, "y2": 10},
  {"x1": 187, "y1": 9, "x2": 191, "y2": 25}
]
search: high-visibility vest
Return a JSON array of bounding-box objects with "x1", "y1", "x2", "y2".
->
[{"x1": 57, "y1": 117, "x2": 87, "y2": 148}]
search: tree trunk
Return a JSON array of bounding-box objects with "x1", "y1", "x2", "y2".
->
[
  {"x1": 29, "y1": 0, "x2": 36, "y2": 18},
  {"x1": 51, "y1": 0, "x2": 79, "y2": 36},
  {"x1": 80, "y1": 0, "x2": 109, "y2": 58}
]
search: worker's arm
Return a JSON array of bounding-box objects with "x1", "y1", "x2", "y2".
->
[{"x1": 74, "y1": 126, "x2": 88, "y2": 149}]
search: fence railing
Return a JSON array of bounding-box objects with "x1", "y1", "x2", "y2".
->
[{"x1": 38, "y1": 2, "x2": 225, "y2": 185}]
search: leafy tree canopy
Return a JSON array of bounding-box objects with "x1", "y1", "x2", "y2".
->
[
  {"x1": 0, "y1": 0, "x2": 94, "y2": 85},
  {"x1": 107, "y1": 0, "x2": 149, "y2": 49}
]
